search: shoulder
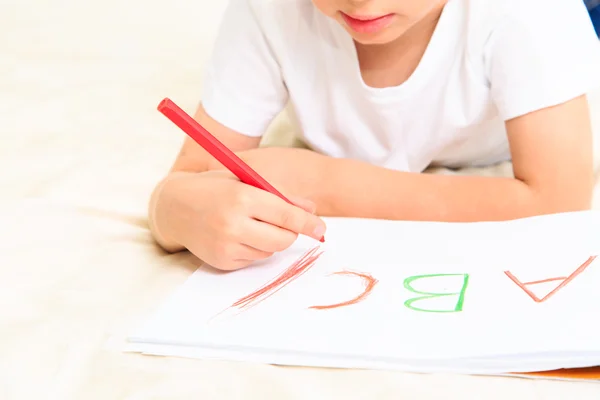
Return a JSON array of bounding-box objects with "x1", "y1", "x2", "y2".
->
[
  {"x1": 462, "y1": 0, "x2": 598, "y2": 49},
  {"x1": 460, "y1": 0, "x2": 600, "y2": 78},
  {"x1": 461, "y1": 0, "x2": 593, "y2": 26},
  {"x1": 458, "y1": 0, "x2": 600, "y2": 120}
]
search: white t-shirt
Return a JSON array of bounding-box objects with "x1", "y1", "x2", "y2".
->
[{"x1": 201, "y1": 0, "x2": 600, "y2": 172}]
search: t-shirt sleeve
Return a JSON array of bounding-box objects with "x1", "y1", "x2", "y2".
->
[
  {"x1": 485, "y1": 0, "x2": 600, "y2": 121},
  {"x1": 200, "y1": 0, "x2": 289, "y2": 137}
]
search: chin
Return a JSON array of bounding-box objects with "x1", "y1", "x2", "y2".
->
[
  {"x1": 345, "y1": 30, "x2": 402, "y2": 46},
  {"x1": 351, "y1": 34, "x2": 397, "y2": 45}
]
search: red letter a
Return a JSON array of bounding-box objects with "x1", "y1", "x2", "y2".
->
[{"x1": 504, "y1": 256, "x2": 597, "y2": 303}]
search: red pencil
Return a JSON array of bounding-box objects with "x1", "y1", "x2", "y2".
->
[{"x1": 157, "y1": 98, "x2": 325, "y2": 243}]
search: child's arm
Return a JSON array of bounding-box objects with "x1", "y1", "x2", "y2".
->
[
  {"x1": 219, "y1": 94, "x2": 594, "y2": 222},
  {"x1": 148, "y1": 0, "x2": 291, "y2": 253},
  {"x1": 313, "y1": 95, "x2": 595, "y2": 221},
  {"x1": 167, "y1": 104, "x2": 262, "y2": 174}
]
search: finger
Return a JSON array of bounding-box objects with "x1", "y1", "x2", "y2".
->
[
  {"x1": 241, "y1": 218, "x2": 299, "y2": 253},
  {"x1": 287, "y1": 195, "x2": 317, "y2": 214},
  {"x1": 249, "y1": 191, "x2": 327, "y2": 241}
]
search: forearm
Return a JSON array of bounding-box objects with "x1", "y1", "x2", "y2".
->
[{"x1": 316, "y1": 158, "x2": 586, "y2": 222}]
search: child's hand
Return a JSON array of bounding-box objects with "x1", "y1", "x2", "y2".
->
[{"x1": 154, "y1": 170, "x2": 327, "y2": 271}]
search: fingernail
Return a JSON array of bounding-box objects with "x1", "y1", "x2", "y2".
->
[{"x1": 313, "y1": 225, "x2": 326, "y2": 240}]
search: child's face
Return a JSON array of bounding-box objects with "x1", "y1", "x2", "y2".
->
[{"x1": 312, "y1": 0, "x2": 446, "y2": 45}]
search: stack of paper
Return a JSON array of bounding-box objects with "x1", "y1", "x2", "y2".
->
[{"x1": 126, "y1": 211, "x2": 600, "y2": 377}]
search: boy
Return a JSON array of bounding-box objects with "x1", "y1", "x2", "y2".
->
[{"x1": 149, "y1": 0, "x2": 600, "y2": 271}]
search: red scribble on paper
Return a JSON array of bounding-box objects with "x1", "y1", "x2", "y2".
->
[
  {"x1": 228, "y1": 246, "x2": 324, "y2": 312},
  {"x1": 309, "y1": 271, "x2": 378, "y2": 310},
  {"x1": 504, "y1": 255, "x2": 597, "y2": 303}
]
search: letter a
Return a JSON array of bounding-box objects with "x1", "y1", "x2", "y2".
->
[
  {"x1": 504, "y1": 256, "x2": 597, "y2": 303},
  {"x1": 403, "y1": 274, "x2": 470, "y2": 313}
]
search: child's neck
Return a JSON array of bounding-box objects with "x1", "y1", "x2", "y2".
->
[{"x1": 355, "y1": 7, "x2": 444, "y2": 89}]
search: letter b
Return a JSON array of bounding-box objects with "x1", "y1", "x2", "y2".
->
[{"x1": 403, "y1": 274, "x2": 470, "y2": 313}]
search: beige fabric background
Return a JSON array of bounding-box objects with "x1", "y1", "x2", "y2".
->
[{"x1": 1, "y1": 0, "x2": 600, "y2": 399}]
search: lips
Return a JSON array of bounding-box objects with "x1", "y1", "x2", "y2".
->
[{"x1": 340, "y1": 12, "x2": 395, "y2": 34}]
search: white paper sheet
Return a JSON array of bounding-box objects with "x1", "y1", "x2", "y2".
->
[{"x1": 127, "y1": 211, "x2": 600, "y2": 374}]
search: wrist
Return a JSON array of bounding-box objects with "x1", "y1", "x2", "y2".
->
[{"x1": 148, "y1": 172, "x2": 190, "y2": 253}]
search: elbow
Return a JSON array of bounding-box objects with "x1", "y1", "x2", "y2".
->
[
  {"x1": 516, "y1": 160, "x2": 595, "y2": 216},
  {"x1": 529, "y1": 183, "x2": 594, "y2": 217},
  {"x1": 538, "y1": 201, "x2": 593, "y2": 216}
]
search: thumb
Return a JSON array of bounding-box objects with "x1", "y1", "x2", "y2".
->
[{"x1": 287, "y1": 195, "x2": 317, "y2": 215}]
